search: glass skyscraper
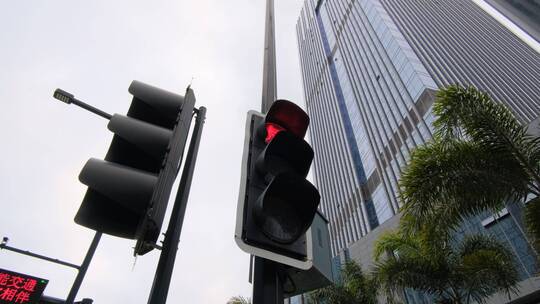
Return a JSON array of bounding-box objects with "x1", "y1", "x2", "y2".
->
[{"x1": 296, "y1": 0, "x2": 540, "y2": 302}]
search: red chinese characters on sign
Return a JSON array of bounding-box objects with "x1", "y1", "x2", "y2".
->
[
  {"x1": 0, "y1": 270, "x2": 48, "y2": 304},
  {"x1": 0, "y1": 276, "x2": 35, "y2": 303}
]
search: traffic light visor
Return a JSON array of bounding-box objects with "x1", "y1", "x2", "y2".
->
[{"x1": 265, "y1": 100, "x2": 309, "y2": 140}]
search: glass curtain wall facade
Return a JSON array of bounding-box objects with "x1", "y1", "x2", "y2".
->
[
  {"x1": 297, "y1": 0, "x2": 540, "y2": 257},
  {"x1": 296, "y1": 0, "x2": 540, "y2": 301},
  {"x1": 483, "y1": 0, "x2": 540, "y2": 43}
]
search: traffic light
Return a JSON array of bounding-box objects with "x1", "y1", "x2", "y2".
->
[
  {"x1": 235, "y1": 100, "x2": 321, "y2": 270},
  {"x1": 73, "y1": 80, "x2": 195, "y2": 255}
]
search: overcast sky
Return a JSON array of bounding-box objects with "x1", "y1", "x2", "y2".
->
[
  {"x1": 1, "y1": 1, "x2": 537, "y2": 304},
  {"x1": 0, "y1": 1, "x2": 305, "y2": 303}
]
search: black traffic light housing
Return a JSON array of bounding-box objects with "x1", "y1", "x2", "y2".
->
[
  {"x1": 74, "y1": 81, "x2": 195, "y2": 255},
  {"x1": 235, "y1": 100, "x2": 320, "y2": 269}
]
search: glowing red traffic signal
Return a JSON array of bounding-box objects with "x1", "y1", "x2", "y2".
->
[
  {"x1": 235, "y1": 99, "x2": 320, "y2": 266},
  {"x1": 265, "y1": 100, "x2": 310, "y2": 139},
  {"x1": 264, "y1": 123, "x2": 285, "y2": 143}
]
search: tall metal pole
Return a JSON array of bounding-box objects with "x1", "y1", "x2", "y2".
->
[
  {"x1": 252, "y1": 257, "x2": 284, "y2": 304},
  {"x1": 147, "y1": 107, "x2": 207, "y2": 304},
  {"x1": 253, "y1": 0, "x2": 284, "y2": 303},
  {"x1": 261, "y1": 0, "x2": 277, "y2": 114},
  {"x1": 66, "y1": 232, "x2": 102, "y2": 304}
]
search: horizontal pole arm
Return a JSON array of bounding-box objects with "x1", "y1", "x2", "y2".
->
[
  {"x1": 53, "y1": 88, "x2": 112, "y2": 120},
  {"x1": 71, "y1": 99, "x2": 112, "y2": 120},
  {"x1": 0, "y1": 243, "x2": 81, "y2": 270}
]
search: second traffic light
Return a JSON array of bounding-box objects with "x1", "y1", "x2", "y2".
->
[
  {"x1": 70, "y1": 80, "x2": 195, "y2": 255},
  {"x1": 235, "y1": 100, "x2": 321, "y2": 269}
]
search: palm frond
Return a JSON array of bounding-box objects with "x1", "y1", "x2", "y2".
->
[
  {"x1": 399, "y1": 139, "x2": 529, "y2": 232},
  {"x1": 528, "y1": 135, "x2": 540, "y2": 179},
  {"x1": 373, "y1": 230, "x2": 453, "y2": 300},
  {"x1": 227, "y1": 296, "x2": 251, "y2": 304},
  {"x1": 310, "y1": 260, "x2": 377, "y2": 304},
  {"x1": 373, "y1": 231, "x2": 422, "y2": 262},
  {"x1": 373, "y1": 229, "x2": 521, "y2": 304},
  {"x1": 433, "y1": 85, "x2": 540, "y2": 187},
  {"x1": 457, "y1": 235, "x2": 520, "y2": 302},
  {"x1": 309, "y1": 285, "x2": 355, "y2": 304},
  {"x1": 373, "y1": 253, "x2": 448, "y2": 298},
  {"x1": 339, "y1": 261, "x2": 378, "y2": 303},
  {"x1": 525, "y1": 197, "x2": 540, "y2": 253}
]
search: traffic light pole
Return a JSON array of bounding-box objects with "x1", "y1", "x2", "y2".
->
[
  {"x1": 252, "y1": 0, "x2": 285, "y2": 303},
  {"x1": 147, "y1": 106, "x2": 207, "y2": 304},
  {"x1": 261, "y1": 0, "x2": 277, "y2": 114},
  {"x1": 66, "y1": 232, "x2": 101, "y2": 304},
  {"x1": 0, "y1": 237, "x2": 81, "y2": 270},
  {"x1": 253, "y1": 257, "x2": 284, "y2": 304}
]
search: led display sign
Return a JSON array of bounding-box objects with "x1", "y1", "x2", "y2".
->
[{"x1": 0, "y1": 269, "x2": 48, "y2": 304}]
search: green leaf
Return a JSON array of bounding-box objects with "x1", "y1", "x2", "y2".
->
[
  {"x1": 525, "y1": 197, "x2": 540, "y2": 254},
  {"x1": 309, "y1": 261, "x2": 378, "y2": 304}
]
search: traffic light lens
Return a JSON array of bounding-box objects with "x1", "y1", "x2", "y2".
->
[
  {"x1": 257, "y1": 131, "x2": 314, "y2": 178},
  {"x1": 253, "y1": 173, "x2": 320, "y2": 244},
  {"x1": 266, "y1": 100, "x2": 310, "y2": 139},
  {"x1": 259, "y1": 196, "x2": 301, "y2": 242},
  {"x1": 265, "y1": 122, "x2": 286, "y2": 143}
]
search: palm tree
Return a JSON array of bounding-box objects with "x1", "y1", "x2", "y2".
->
[
  {"x1": 227, "y1": 296, "x2": 251, "y2": 304},
  {"x1": 309, "y1": 261, "x2": 378, "y2": 304},
  {"x1": 399, "y1": 85, "x2": 540, "y2": 246},
  {"x1": 373, "y1": 228, "x2": 519, "y2": 304}
]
